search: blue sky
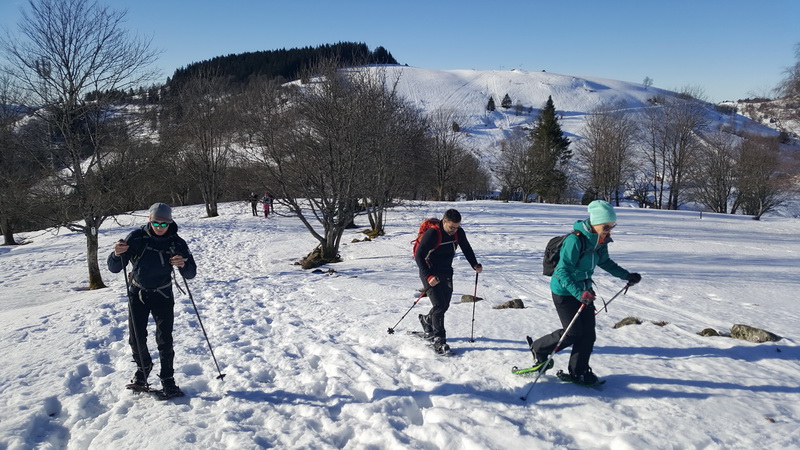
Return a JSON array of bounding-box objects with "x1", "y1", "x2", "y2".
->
[{"x1": 2, "y1": 0, "x2": 798, "y2": 102}]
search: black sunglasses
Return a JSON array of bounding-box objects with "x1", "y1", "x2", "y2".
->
[{"x1": 602, "y1": 223, "x2": 617, "y2": 232}]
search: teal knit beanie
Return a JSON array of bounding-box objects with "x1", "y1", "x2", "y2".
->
[{"x1": 588, "y1": 200, "x2": 616, "y2": 225}]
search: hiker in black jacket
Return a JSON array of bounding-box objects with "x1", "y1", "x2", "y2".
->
[
  {"x1": 107, "y1": 203, "x2": 196, "y2": 397},
  {"x1": 414, "y1": 209, "x2": 482, "y2": 354}
]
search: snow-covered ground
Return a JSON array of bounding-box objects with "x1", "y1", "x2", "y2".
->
[{"x1": 1, "y1": 200, "x2": 799, "y2": 449}]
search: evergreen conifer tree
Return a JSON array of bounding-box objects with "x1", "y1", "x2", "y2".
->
[
  {"x1": 501, "y1": 93, "x2": 512, "y2": 109},
  {"x1": 528, "y1": 95, "x2": 571, "y2": 202}
]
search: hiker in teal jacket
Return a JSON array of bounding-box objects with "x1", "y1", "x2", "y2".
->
[
  {"x1": 531, "y1": 200, "x2": 641, "y2": 385},
  {"x1": 551, "y1": 217, "x2": 629, "y2": 300}
]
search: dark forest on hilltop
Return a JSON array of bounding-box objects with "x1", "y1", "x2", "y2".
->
[{"x1": 167, "y1": 42, "x2": 399, "y2": 86}]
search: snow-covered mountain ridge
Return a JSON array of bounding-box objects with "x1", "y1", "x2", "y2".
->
[{"x1": 361, "y1": 65, "x2": 783, "y2": 168}]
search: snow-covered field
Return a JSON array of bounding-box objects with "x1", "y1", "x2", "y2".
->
[{"x1": 1, "y1": 200, "x2": 799, "y2": 449}]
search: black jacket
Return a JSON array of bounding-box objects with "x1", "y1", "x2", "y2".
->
[
  {"x1": 414, "y1": 226, "x2": 478, "y2": 280},
  {"x1": 107, "y1": 223, "x2": 197, "y2": 290}
]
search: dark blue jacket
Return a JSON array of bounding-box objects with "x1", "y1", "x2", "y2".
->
[
  {"x1": 414, "y1": 226, "x2": 479, "y2": 280},
  {"x1": 107, "y1": 223, "x2": 196, "y2": 290}
]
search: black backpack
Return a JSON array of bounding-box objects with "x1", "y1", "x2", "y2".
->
[{"x1": 542, "y1": 231, "x2": 587, "y2": 276}]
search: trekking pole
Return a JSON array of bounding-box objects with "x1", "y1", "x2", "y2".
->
[
  {"x1": 179, "y1": 273, "x2": 226, "y2": 380},
  {"x1": 387, "y1": 288, "x2": 429, "y2": 334},
  {"x1": 469, "y1": 272, "x2": 479, "y2": 343},
  {"x1": 594, "y1": 283, "x2": 631, "y2": 316},
  {"x1": 120, "y1": 248, "x2": 150, "y2": 388},
  {"x1": 520, "y1": 303, "x2": 586, "y2": 402}
]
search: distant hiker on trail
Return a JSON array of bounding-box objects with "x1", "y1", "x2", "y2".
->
[
  {"x1": 414, "y1": 209, "x2": 482, "y2": 355},
  {"x1": 107, "y1": 202, "x2": 197, "y2": 398},
  {"x1": 249, "y1": 192, "x2": 259, "y2": 216},
  {"x1": 528, "y1": 200, "x2": 641, "y2": 385},
  {"x1": 261, "y1": 192, "x2": 273, "y2": 218}
]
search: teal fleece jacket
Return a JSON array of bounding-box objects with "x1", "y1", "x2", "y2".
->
[{"x1": 550, "y1": 219, "x2": 629, "y2": 299}]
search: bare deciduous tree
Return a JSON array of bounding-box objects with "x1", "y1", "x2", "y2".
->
[
  {"x1": 0, "y1": 73, "x2": 31, "y2": 245},
  {"x1": 776, "y1": 42, "x2": 800, "y2": 125},
  {"x1": 1, "y1": 0, "x2": 158, "y2": 288},
  {"x1": 344, "y1": 68, "x2": 428, "y2": 236},
  {"x1": 450, "y1": 151, "x2": 491, "y2": 200},
  {"x1": 690, "y1": 131, "x2": 739, "y2": 213},
  {"x1": 575, "y1": 101, "x2": 638, "y2": 204},
  {"x1": 736, "y1": 134, "x2": 785, "y2": 219},
  {"x1": 427, "y1": 107, "x2": 472, "y2": 201},
  {"x1": 497, "y1": 128, "x2": 536, "y2": 201},
  {"x1": 639, "y1": 94, "x2": 708, "y2": 209},
  {"x1": 240, "y1": 60, "x2": 386, "y2": 265},
  {"x1": 161, "y1": 72, "x2": 236, "y2": 217}
]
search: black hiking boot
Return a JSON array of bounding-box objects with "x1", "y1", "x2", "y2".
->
[
  {"x1": 159, "y1": 377, "x2": 184, "y2": 399},
  {"x1": 568, "y1": 367, "x2": 600, "y2": 385},
  {"x1": 432, "y1": 337, "x2": 451, "y2": 355},
  {"x1": 127, "y1": 368, "x2": 150, "y2": 388}
]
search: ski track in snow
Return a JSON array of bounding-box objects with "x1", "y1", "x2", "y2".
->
[{"x1": 2, "y1": 201, "x2": 800, "y2": 449}]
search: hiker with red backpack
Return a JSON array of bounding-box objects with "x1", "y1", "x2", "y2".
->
[
  {"x1": 413, "y1": 209, "x2": 482, "y2": 355},
  {"x1": 527, "y1": 200, "x2": 641, "y2": 385}
]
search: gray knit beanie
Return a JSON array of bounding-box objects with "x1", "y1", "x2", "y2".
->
[{"x1": 148, "y1": 202, "x2": 173, "y2": 223}]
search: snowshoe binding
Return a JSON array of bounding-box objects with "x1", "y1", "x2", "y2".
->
[
  {"x1": 512, "y1": 358, "x2": 554, "y2": 376},
  {"x1": 512, "y1": 336, "x2": 554, "y2": 375}
]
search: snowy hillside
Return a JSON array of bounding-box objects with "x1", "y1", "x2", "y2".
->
[
  {"x1": 1, "y1": 200, "x2": 799, "y2": 449},
  {"x1": 364, "y1": 66, "x2": 778, "y2": 169}
]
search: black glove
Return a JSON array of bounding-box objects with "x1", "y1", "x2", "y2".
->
[
  {"x1": 579, "y1": 290, "x2": 596, "y2": 305},
  {"x1": 626, "y1": 273, "x2": 642, "y2": 285}
]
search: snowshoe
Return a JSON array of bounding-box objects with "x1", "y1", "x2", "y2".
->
[
  {"x1": 157, "y1": 385, "x2": 185, "y2": 400},
  {"x1": 407, "y1": 330, "x2": 435, "y2": 342},
  {"x1": 511, "y1": 359, "x2": 554, "y2": 376},
  {"x1": 125, "y1": 382, "x2": 155, "y2": 393},
  {"x1": 556, "y1": 369, "x2": 606, "y2": 388},
  {"x1": 432, "y1": 338, "x2": 454, "y2": 357},
  {"x1": 407, "y1": 332, "x2": 454, "y2": 356}
]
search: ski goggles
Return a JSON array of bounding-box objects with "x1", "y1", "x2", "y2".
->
[{"x1": 151, "y1": 221, "x2": 170, "y2": 228}]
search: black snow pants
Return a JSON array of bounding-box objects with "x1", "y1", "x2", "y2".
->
[
  {"x1": 420, "y1": 274, "x2": 453, "y2": 341},
  {"x1": 531, "y1": 292, "x2": 596, "y2": 376},
  {"x1": 128, "y1": 287, "x2": 176, "y2": 380}
]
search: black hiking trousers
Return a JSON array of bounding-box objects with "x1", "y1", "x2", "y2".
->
[
  {"x1": 531, "y1": 292, "x2": 596, "y2": 376},
  {"x1": 420, "y1": 274, "x2": 453, "y2": 341},
  {"x1": 128, "y1": 287, "x2": 176, "y2": 380}
]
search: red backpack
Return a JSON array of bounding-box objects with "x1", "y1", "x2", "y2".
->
[{"x1": 411, "y1": 218, "x2": 459, "y2": 258}]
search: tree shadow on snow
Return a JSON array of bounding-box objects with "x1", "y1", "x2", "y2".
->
[
  {"x1": 597, "y1": 343, "x2": 799, "y2": 363},
  {"x1": 369, "y1": 383, "x2": 513, "y2": 406},
  {"x1": 599, "y1": 373, "x2": 800, "y2": 400},
  {"x1": 224, "y1": 389, "x2": 353, "y2": 407},
  {"x1": 447, "y1": 336, "x2": 534, "y2": 353}
]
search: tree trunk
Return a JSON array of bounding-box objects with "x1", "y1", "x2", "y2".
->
[
  {"x1": 1, "y1": 216, "x2": 17, "y2": 245},
  {"x1": 85, "y1": 220, "x2": 107, "y2": 289}
]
